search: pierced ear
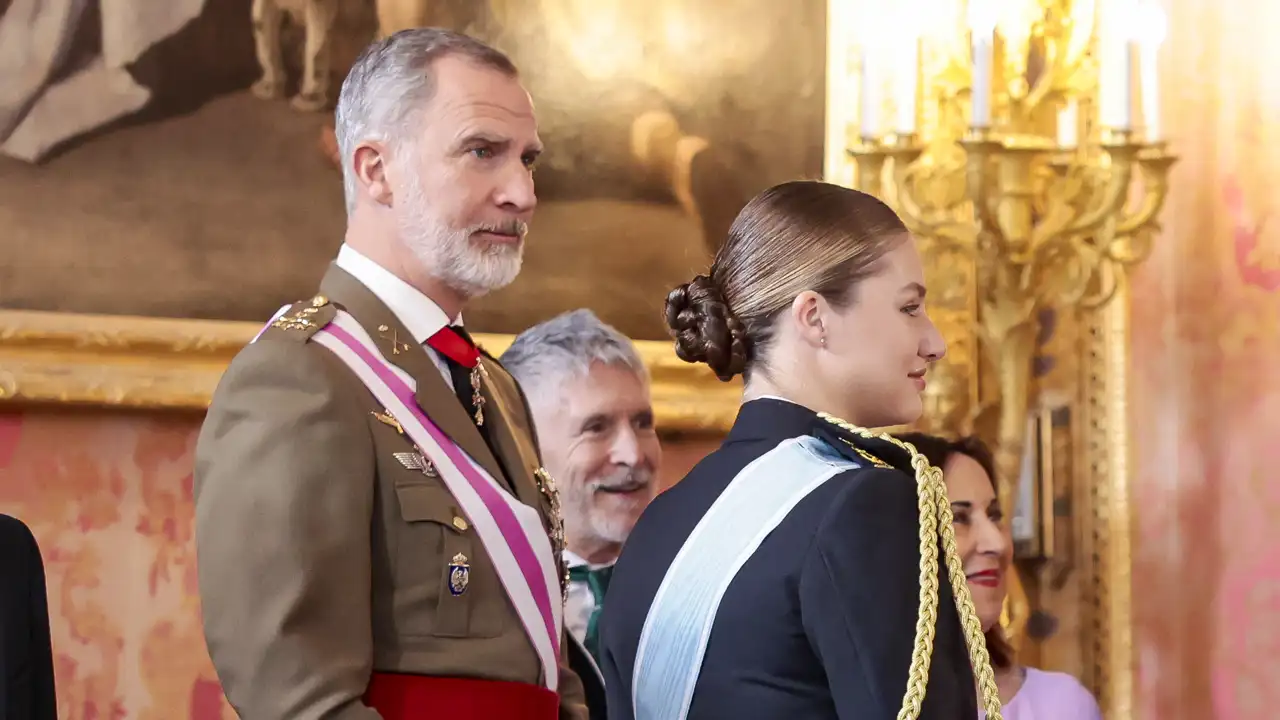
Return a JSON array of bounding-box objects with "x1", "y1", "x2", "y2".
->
[
  {"x1": 353, "y1": 142, "x2": 393, "y2": 207},
  {"x1": 789, "y1": 291, "x2": 827, "y2": 348}
]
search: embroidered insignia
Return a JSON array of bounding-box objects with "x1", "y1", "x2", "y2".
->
[
  {"x1": 448, "y1": 553, "x2": 470, "y2": 596},
  {"x1": 535, "y1": 467, "x2": 568, "y2": 598},
  {"x1": 371, "y1": 410, "x2": 404, "y2": 434},
  {"x1": 377, "y1": 324, "x2": 412, "y2": 356},
  {"x1": 846, "y1": 442, "x2": 894, "y2": 469},
  {"x1": 271, "y1": 297, "x2": 328, "y2": 331},
  {"x1": 394, "y1": 451, "x2": 438, "y2": 477}
]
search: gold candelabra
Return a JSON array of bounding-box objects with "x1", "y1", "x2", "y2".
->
[{"x1": 833, "y1": 0, "x2": 1176, "y2": 649}]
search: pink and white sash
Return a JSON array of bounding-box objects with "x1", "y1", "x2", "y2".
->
[{"x1": 307, "y1": 311, "x2": 563, "y2": 690}]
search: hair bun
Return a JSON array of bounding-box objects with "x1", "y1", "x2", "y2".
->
[{"x1": 664, "y1": 274, "x2": 750, "y2": 381}]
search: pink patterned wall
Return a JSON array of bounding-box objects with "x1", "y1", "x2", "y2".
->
[
  {"x1": 0, "y1": 411, "x2": 233, "y2": 719},
  {"x1": 0, "y1": 409, "x2": 714, "y2": 718},
  {"x1": 1128, "y1": 1, "x2": 1280, "y2": 718}
]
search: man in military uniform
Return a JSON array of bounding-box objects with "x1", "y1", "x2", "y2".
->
[{"x1": 194, "y1": 28, "x2": 587, "y2": 720}]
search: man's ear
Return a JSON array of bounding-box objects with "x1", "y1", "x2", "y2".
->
[{"x1": 352, "y1": 141, "x2": 394, "y2": 207}]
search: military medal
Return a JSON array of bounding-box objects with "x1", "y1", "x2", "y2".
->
[
  {"x1": 448, "y1": 553, "x2": 470, "y2": 596},
  {"x1": 535, "y1": 468, "x2": 569, "y2": 600},
  {"x1": 470, "y1": 364, "x2": 488, "y2": 426},
  {"x1": 426, "y1": 325, "x2": 487, "y2": 427}
]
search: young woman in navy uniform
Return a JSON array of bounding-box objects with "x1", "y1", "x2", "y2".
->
[{"x1": 598, "y1": 181, "x2": 1003, "y2": 720}]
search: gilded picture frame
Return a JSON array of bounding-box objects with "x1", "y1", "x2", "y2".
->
[{"x1": 0, "y1": 309, "x2": 743, "y2": 434}]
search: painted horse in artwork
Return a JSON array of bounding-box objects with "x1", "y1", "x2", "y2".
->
[{"x1": 250, "y1": 0, "x2": 340, "y2": 112}]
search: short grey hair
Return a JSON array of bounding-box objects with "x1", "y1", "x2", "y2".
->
[
  {"x1": 501, "y1": 310, "x2": 648, "y2": 405},
  {"x1": 334, "y1": 28, "x2": 519, "y2": 214}
]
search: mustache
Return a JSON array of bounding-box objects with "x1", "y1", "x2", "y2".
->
[
  {"x1": 471, "y1": 220, "x2": 528, "y2": 239},
  {"x1": 590, "y1": 467, "x2": 654, "y2": 493}
]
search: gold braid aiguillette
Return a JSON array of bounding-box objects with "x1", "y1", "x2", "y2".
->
[{"x1": 817, "y1": 412, "x2": 1003, "y2": 720}]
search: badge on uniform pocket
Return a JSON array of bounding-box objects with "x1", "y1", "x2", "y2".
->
[
  {"x1": 448, "y1": 552, "x2": 470, "y2": 596},
  {"x1": 394, "y1": 450, "x2": 438, "y2": 477}
]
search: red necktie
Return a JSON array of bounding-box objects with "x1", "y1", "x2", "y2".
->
[{"x1": 426, "y1": 326, "x2": 480, "y2": 369}]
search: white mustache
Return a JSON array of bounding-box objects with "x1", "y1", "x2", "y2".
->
[
  {"x1": 591, "y1": 468, "x2": 653, "y2": 493},
  {"x1": 472, "y1": 220, "x2": 528, "y2": 239}
]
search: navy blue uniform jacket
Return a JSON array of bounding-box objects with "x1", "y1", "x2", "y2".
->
[{"x1": 598, "y1": 398, "x2": 977, "y2": 719}]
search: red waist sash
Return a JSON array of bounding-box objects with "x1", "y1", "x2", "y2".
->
[{"x1": 364, "y1": 672, "x2": 558, "y2": 720}]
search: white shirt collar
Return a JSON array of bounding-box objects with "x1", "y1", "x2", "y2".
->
[
  {"x1": 335, "y1": 244, "x2": 459, "y2": 344},
  {"x1": 563, "y1": 548, "x2": 616, "y2": 570}
]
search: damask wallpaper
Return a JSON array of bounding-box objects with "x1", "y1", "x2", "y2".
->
[
  {"x1": 1129, "y1": 1, "x2": 1280, "y2": 718},
  {"x1": 0, "y1": 411, "x2": 234, "y2": 719}
]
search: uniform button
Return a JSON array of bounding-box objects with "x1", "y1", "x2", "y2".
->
[{"x1": 453, "y1": 516, "x2": 469, "y2": 532}]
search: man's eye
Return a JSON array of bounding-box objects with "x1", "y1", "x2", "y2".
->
[{"x1": 470, "y1": 147, "x2": 494, "y2": 159}]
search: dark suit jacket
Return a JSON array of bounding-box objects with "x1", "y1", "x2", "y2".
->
[
  {"x1": 0, "y1": 514, "x2": 57, "y2": 719},
  {"x1": 567, "y1": 634, "x2": 606, "y2": 720},
  {"x1": 599, "y1": 399, "x2": 977, "y2": 720}
]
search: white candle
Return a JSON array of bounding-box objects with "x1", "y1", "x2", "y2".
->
[
  {"x1": 1057, "y1": 99, "x2": 1078, "y2": 147},
  {"x1": 860, "y1": 48, "x2": 879, "y2": 139},
  {"x1": 1100, "y1": 3, "x2": 1137, "y2": 129},
  {"x1": 968, "y1": 0, "x2": 997, "y2": 128},
  {"x1": 1139, "y1": 44, "x2": 1159, "y2": 139},
  {"x1": 1138, "y1": 3, "x2": 1167, "y2": 140},
  {"x1": 893, "y1": 39, "x2": 919, "y2": 135}
]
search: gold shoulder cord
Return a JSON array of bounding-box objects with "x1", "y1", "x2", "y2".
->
[{"x1": 818, "y1": 413, "x2": 1003, "y2": 720}]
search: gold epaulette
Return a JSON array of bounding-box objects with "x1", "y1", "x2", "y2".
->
[{"x1": 268, "y1": 294, "x2": 335, "y2": 341}]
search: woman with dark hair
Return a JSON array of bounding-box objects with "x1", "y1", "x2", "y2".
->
[
  {"x1": 895, "y1": 432, "x2": 1103, "y2": 719},
  {"x1": 597, "y1": 180, "x2": 1002, "y2": 720},
  {"x1": 0, "y1": 513, "x2": 57, "y2": 719}
]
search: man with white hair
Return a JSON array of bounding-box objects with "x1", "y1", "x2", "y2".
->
[
  {"x1": 194, "y1": 29, "x2": 587, "y2": 720},
  {"x1": 501, "y1": 309, "x2": 662, "y2": 720}
]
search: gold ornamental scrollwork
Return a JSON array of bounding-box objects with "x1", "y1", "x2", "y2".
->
[{"x1": 0, "y1": 309, "x2": 742, "y2": 434}]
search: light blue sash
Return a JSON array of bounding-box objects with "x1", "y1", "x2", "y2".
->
[{"x1": 631, "y1": 435, "x2": 859, "y2": 720}]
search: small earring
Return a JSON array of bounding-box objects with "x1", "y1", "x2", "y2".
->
[{"x1": 820, "y1": 336, "x2": 827, "y2": 346}]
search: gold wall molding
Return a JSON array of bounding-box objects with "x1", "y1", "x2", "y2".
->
[{"x1": 0, "y1": 309, "x2": 742, "y2": 433}]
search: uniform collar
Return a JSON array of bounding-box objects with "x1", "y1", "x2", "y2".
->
[
  {"x1": 724, "y1": 396, "x2": 821, "y2": 446},
  {"x1": 725, "y1": 396, "x2": 911, "y2": 471},
  {"x1": 334, "y1": 244, "x2": 459, "y2": 344}
]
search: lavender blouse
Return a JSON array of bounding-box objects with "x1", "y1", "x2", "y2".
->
[{"x1": 980, "y1": 668, "x2": 1104, "y2": 720}]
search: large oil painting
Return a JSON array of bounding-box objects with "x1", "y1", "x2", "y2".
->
[{"x1": 0, "y1": 0, "x2": 826, "y2": 340}]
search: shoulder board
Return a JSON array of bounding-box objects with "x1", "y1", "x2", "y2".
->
[
  {"x1": 809, "y1": 414, "x2": 907, "y2": 472},
  {"x1": 267, "y1": 294, "x2": 336, "y2": 342}
]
